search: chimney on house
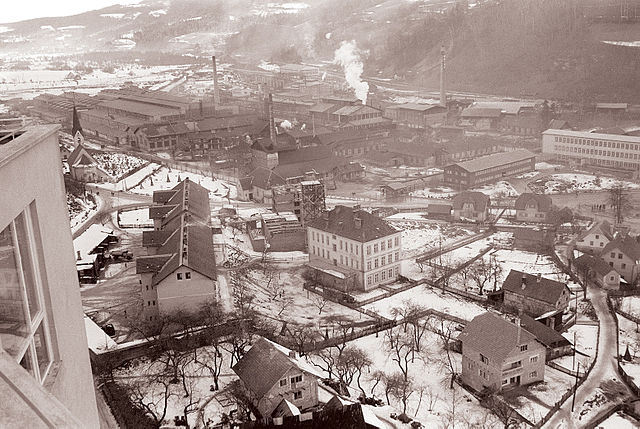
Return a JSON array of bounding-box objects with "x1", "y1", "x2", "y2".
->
[
  {"x1": 212, "y1": 55, "x2": 220, "y2": 108},
  {"x1": 354, "y1": 216, "x2": 362, "y2": 229},
  {"x1": 521, "y1": 273, "x2": 527, "y2": 290},
  {"x1": 288, "y1": 350, "x2": 296, "y2": 358},
  {"x1": 322, "y1": 211, "x2": 329, "y2": 220},
  {"x1": 516, "y1": 312, "x2": 522, "y2": 345},
  {"x1": 537, "y1": 273, "x2": 541, "y2": 284},
  {"x1": 77, "y1": 250, "x2": 81, "y2": 260},
  {"x1": 268, "y1": 93, "x2": 277, "y2": 143},
  {"x1": 439, "y1": 45, "x2": 447, "y2": 108}
]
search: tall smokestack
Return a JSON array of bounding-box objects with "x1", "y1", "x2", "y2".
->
[
  {"x1": 212, "y1": 55, "x2": 220, "y2": 109},
  {"x1": 440, "y1": 45, "x2": 446, "y2": 108},
  {"x1": 268, "y1": 93, "x2": 276, "y2": 143}
]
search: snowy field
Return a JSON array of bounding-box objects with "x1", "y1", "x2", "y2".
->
[
  {"x1": 597, "y1": 411, "x2": 640, "y2": 428},
  {"x1": 308, "y1": 329, "x2": 504, "y2": 428},
  {"x1": 500, "y1": 366, "x2": 574, "y2": 425},
  {"x1": 471, "y1": 181, "x2": 519, "y2": 199},
  {"x1": 67, "y1": 192, "x2": 97, "y2": 230},
  {"x1": 410, "y1": 186, "x2": 456, "y2": 199},
  {"x1": 529, "y1": 173, "x2": 640, "y2": 195},
  {"x1": 618, "y1": 314, "x2": 640, "y2": 387},
  {"x1": 386, "y1": 220, "x2": 475, "y2": 258},
  {"x1": 491, "y1": 248, "x2": 569, "y2": 286},
  {"x1": 363, "y1": 283, "x2": 488, "y2": 321},
  {"x1": 118, "y1": 208, "x2": 153, "y2": 228},
  {"x1": 618, "y1": 296, "x2": 640, "y2": 317},
  {"x1": 552, "y1": 324, "x2": 599, "y2": 370},
  {"x1": 92, "y1": 152, "x2": 146, "y2": 179},
  {"x1": 94, "y1": 162, "x2": 161, "y2": 191},
  {"x1": 128, "y1": 166, "x2": 238, "y2": 202}
]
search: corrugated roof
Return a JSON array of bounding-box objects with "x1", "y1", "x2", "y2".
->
[
  {"x1": 307, "y1": 205, "x2": 398, "y2": 243},
  {"x1": 459, "y1": 312, "x2": 538, "y2": 363},
  {"x1": 449, "y1": 149, "x2": 535, "y2": 173},
  {"x1": 502, "y1": 270, "x2": 569, "y2": 305}
]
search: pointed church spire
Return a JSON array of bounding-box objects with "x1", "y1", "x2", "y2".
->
[{"x1": 72, "y1": 105, "x2": 84, "y2": 146}]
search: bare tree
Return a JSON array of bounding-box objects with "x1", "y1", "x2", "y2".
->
[
  {"x1": 127, "y1": 372, "x2": 174, "y2": 426},
  {"x1": 384, "y1": 326, "x2": 416, "y2": 382},
  {"x1": 369, "y1": 370, "x2": 385, "y2": 396},
  {"x1": 197, "y1": 341, "x2": 225, "y2": 392},
  {"x1": 430, "y1": 319, "x2": 459, "y2": 389},
  {"x1": 230, "y1": 268, "x2": 255, "y2": 318},
  {"x1": 311, "y1": 292, "x2": 328, "y2": 315},
  {"x1": 608, "y1": 183, "x2": 632, "y2": 224},
  {"x1": 469, "y1": 256, "x2": 502, "y2": 295},
  {"x1": 289, "y1": 325, "x2": 318, "y2": 357},
  {"x1": 386, "y1": 372, "x2": 415, "y2": 414},
  {"x1": 391, "y1": 302, "x2": 430, "y2": 354},
  {"x1": 263, "y1": 267, "x2": 283, "y2": 301},
  {"x1": 334, "y1": 345, "x2": 372, "y2": 396}
]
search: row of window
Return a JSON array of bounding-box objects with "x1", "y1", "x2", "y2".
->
[
  {"x1": 553, "y1": 135, "x2": 640, "y2": 151},
  {"x1": 177, "y1": 272, "x2": 191, "y2": 280},
  {"x1": 310, "y1": 230, "x2": 400, "y2": 256},
  {"x1": 366, "y1": 266, "x2": 399, "y2": 285},
  {"x1": 555, "y1": 144, "x2": 640, "y2": 160},
  {"x1": 366, "y1": 253, "x2": 400, "y2": 270},
  {"x1": 556, "y1": 154, "x2": 640, "y2": 169}
]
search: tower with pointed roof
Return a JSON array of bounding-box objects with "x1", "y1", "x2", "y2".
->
[{"x1": 71, "y1": 105, "x2": 84, "y2": 146}]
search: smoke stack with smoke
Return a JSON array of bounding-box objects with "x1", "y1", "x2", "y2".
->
[
  {"x1": 280, "y1": 120, "x2": 293, "y2": 130},
  {"x1": 333, "y1": 40, "x2": 369, "y2": 105}
]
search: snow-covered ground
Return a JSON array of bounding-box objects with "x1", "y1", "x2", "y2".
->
[
  {"x1": 491, "y1": 248, "x2": 569, "y2": 286},
  {"x1": 92, "y1": 152, "x2": 146, "y2": 179},
  {"x1": 118, "y1": 208, "x2": 153, "y2": 228},
  {"x1": 516, "y1": 171, "x2": 540, "y2": 180},
  {"x1": 535, "y1": 162, "x2": 563, "y2": 170},
  {"x1": 67, "y1": 192, "x2": 97, "y2": 230},
  {"x1": 386, "y1": 220, "x2": 474, "y2": 258},
  {"x1": 618, "y1": 314, "x2": 640, "y2": 387},
  {"x1": 363, "y1": 283, "x2": 488, "y2": 321},
  {"x1": 597, "y1": 411, "x2": 640, "y2": 428},
  {"x1": 471, "y1": 181, "x2": 519, "y2": 199},
  {"x1": 529, "y1": 173, "x2": 640, "y2": 195},
  {"x1": 552, "y1": 324, "x2": 599, "y2": 370},
  {"x1": 93, "y1": 162, "x2": 161, "y2": 191},
  {"x1": 410, "y1": 186, "x2": 456, "y2": 199},
  {"x1": 128, "y1": 166, "x2": 238, "y2": 202},
  {"x1": 618, "y1": 296, "x2": 640, "y2": 317}
]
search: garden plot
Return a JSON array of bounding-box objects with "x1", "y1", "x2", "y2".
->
[
  {"x1": 471, "y1": 181, "x2": 519, "y2": 199},
  {"x1": 363, "y1": 283, "x2": 488, "y2": 321},
  {"x1": 387, "y1": 220, "x2": 475, "y2": 258},
  {"x1": 499, "y1": 366, "x2": 574, "y2": 426},
  {"x1": 618, "y1": 314, "x2": 640, "y2": 386},
  {"x1": 427, "y1": 232, "x2": 511, "y2": 266},
  {"x1": 552, "y1": 324, "x2": 599, "y2": 370},
  {"x1": 490, "y1": 248, "x2": 568, "y2": 286},
  {"x1": 529, "y1": 173, "x2": 640, "y2": 195},
  {"x1": 243, "y1": 266, "x2": 372, "y2": 326},
  {"x1": 618, "y1": 296, "x2": 640, "y2": 317},
  {"x1": 67, "y1": 192, "x2": 97, "y2": 230},
  {"x1": 114, "y1": 346, "x2": 239, "y2": 428},
  {"x1": 128, "y1": 166, "x2": 238, "y2": 202},
  {"x1": 307, "y1": 329, "x2": 503, "y2": 428},
  {"x1": 410, "y1": 186, "x2": 456, "y2": 199},
  {"x1": 92, "y1": 152, "x2": 146, "y2": 179}
]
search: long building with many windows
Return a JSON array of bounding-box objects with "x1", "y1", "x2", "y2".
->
[
  {"x1": 306, "y1": 206, "x2": 401, "y2": 292},
  {"x1": 542, "y1": 129, "x2": 640, "y2": 170},
  {"x1": 443, "y1": 149, "x2": 536, "y2": 189}
]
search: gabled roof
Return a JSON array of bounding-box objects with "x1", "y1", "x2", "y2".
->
[
  {"x1": 136, "y1": 254, "x2": 173, "y2": 273},
  {"x1": 277, "y1": 146, "x2": 333, "y2": 165},
  {"x1": 67, "y1": 144, "x2": 96, "y2": 168},
  {"x1": 514, "y1": 193, "x2": 553, "y2": 211},
  {"x1": 602, "y1": 236, "x2": 640, "y2": 262},
  {"x1": 149, "y1": 178, "x2": 211, "y2": 228},
  {"x1": 577, "y1": 221, "x2": 613, "y2": 242},
  {"x1": 458, "y1": 312, "x2": 537, "y2": 363},
  {"x1": 447, "y1": 149, "x2": 535, "y2": 173},
  {"x1": 574, "y1": 254, "x2": 617, "y2": 277},
  {"x1": 307, "y1": 205, "x2": 398, "y2": 243},
  {"x1": 141, "y1": 230, "x2": 173, "y2": 247},
  {"x1": 245, "y1": 166, "x2": 286, "y2": 190},
  {"x1": 232, "y1": 338, "x2": 319, "y2": 399},
  {"x1": 548, "y1": 119, "x2": 571, "y2": 130},
  {"x1": 502, "y1": 270, "x2": 570, "y2": 305},
  {"x1": 461, "y1": 107, "x2": 503, "y2": 118},
  {"x1": 452, "y1": 191, "x2": 490, "y2": 210},
  {"x1": 519, "y1": 314, "x2": 571, "y2": 349},
  {"x1": 71, "y1": 105, "x2": 83, "y2": 138}
]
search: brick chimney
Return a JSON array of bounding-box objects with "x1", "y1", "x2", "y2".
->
[
  {"x1": 354, "y1": 217, "x2": 362, "y2": 229},
  {"x1": 268, "y1": 93, "x2": 276, "y2": 143},
  {"x1": 521, "y1": 273, "x2": 527, "y2": 290},
  {"x1": 537, "y1": 273, "x2": 541, "y2": 283},
  {"x1": 212, "y1": 55, "x2": 220, "y2": 108},
  {"x1": 77, "y1": 250, "x2": 81, "y2": 260}
]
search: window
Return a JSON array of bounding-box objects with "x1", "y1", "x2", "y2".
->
[
  {"x1": 389, "y1": 269, "x2": 393, "y2": 278},
  {"x1": 381, "y1": 241, "x2": 385, "y2": 251},
  {"x1": 520, "y1": 344, "x2": 528, "y2": 352},
  {"x1": 185, "y1": 271, "x2": 191, "y2": 280},
  {"x1": 618, "y1": 253, "x2": 623, "y2": 259},
  {"x1": 333, "y1": 244, "x2": 337, "y2": 251},
  {"x1": 530, "y1": 355, "x2": 538, "y2": 363},
  {"x1": 0, "y1": 208, "x2": 53, "y2": 384},
  {"x1": 374, "y1": 273, "x2": 379, "y2": 283},
  {"x1": 502, "y1": 379, "x2": 508, "y2": 385},
  {"x1": 293, "y1": 391, "x2": 302, "y2": 400},
  {"x1": 177, "y1": 273, "x2": 183, "y2": 280},
  {"x1": 394, "y1": 237, "x2": 399, "y2": 246},
  {"x1": 388, "y1": 239, "x2": 392, "y2": 248},
  {"x1": 374, "y1": 244, "x2": 378, "y2": 253},
  {"x1": 374, "y1": 259, "x2": 379, "y2": 268},
  {"x1": 367, "y1": 245, "x2": 371, "y2": 255},
  {"x1": 381, "y1": 270, "x2": 386, "y2": 280},
  {"x1": 529, "y1": 371, "x2": 538, "y2": 378},
  {"x1": 367, "y1": 261, "x2": 372, "y2": 270},
  {"x1": 381, "y1": 256, "x2": 385, "y2": 266},
  {"x1": 280, "y1": 378, "x2": 287, "y2": 387},
  {"x1": 480, "y1": 354, "x2": 489, "y2": 364},
  {"x1": 395, "y1": 252, "x2": 399, "y2": 262},
  {"x1": 291, "y1": 374, "x2": 303, "y2": 384}
]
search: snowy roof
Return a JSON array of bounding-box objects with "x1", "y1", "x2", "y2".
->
[
  {"x1": 576, "y1": 221, "x2": 613, "y2": 242},
  {"x1": 307, "y1": 205, "x2": 398, "y2": 243},
  {"x1": 472, "y1": 101, "x2": 537, "y2": 115},
  {"x1": 73, "y1": 224, "x2": 113, "y2": 264},
  {"x1": 84, "y1": 317, "x2": 117, "y2": 353},
  {"x1": 459, "y1": 312, "x2": 538, "y2": 363},
  {"x1": 449, "y1": 149, "x2": 535, "y2": 173}
]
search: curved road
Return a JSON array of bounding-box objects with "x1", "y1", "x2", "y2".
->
[{"x1": 543, "y1": 282, "x2": 631, "y2": 429}]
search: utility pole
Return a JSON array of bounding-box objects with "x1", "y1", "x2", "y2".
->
[{"x1": 571, "y1": 362, "x2": 580, "y2": 412}]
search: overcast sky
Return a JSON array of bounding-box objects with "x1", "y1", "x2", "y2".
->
[{"x1": 3, "y1": 1, "x2": 143, "y2": 24}]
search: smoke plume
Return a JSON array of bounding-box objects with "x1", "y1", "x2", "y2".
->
[
  {"x1": 333, "y1": 40, "x2": 369, "y2": 104},
  {"x1": 280, "y1": 120, "x2": 293, "y2": 130}
]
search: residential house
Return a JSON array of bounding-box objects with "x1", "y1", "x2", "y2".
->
[
  {"x1": 459, "y1": 312, "x2": 546, "y2": 392},
  {"x1": 574, "y1": 254, "x2": 621, "y2": 290},
  {"x1": 601, "y1": 236, "x2": 640, "y2": 284},
  {"x1": 0, "y1": 125, "x2": 100, "y2": 427},
  {"x1": 518, "y1": 314, "x2": 572, "y2": 360},
  {"x1": 575, "y1": 221, "x2": 613, "y2": 254},
  {"x1": 515, "y1": 193, "x2": 553, "y2": 223},
  {"x1": 306, "y1": 206, "x2": 402, "y2": 292},
  {"x1": 513, "y1": 228, "x2": 554, "y2": 252},
  {"x1": 502, "y1": 270, "x2": 571, "y2": 326},
  {"x1": 232, "y1": 337, "x2": 322, "y2": 418},
  {"x1": 452, "y1": 191, "x2": 491, "y2": 223}
]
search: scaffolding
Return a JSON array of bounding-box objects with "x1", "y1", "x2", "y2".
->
[{"x1": 272, "y1": 180, "x2": 326, "y2": 227}]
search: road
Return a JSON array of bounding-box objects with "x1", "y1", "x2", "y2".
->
[{"x1": 543, "y1": 281, "x2": 631, "y2": 429}]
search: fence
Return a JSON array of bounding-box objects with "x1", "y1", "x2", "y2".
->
[{"x1": 416, "y1": 229, "x2": 493, "y2": 263}]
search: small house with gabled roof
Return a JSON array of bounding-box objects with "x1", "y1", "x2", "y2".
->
[
  {"x1": 574, "y1": 253, "x2": 620, "y2": 289},
  {"x1": 515, "y1": 193, "x2": 553, "y2": 223},
  {"x1": 502, "y1": 270, "x2": 571, "y2": 324},
  {"x1": 232, "y1": 337, "x2": 323, "y2": 418},
  {"x1": 452, "y1": 191, "x2": 490, "y2": 223},
  {"x1": 601, "y1": 235, "x2": 640, "y2": 283},
  {"x1": 575, "y1": 221, "x2": 613, "y2": 254},
  {"x1": 459, "y1": 312, "x2": 546, "y2": 392}
]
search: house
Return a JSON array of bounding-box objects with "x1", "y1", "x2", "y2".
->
[
  {"x1": 384, "y1": 103, "x2": 447, "y2": 129},
  {"x1": 502, "y1": 270, "x2": 571, "y2": 325},
  {"x1": 232, "y1": 337, "x2": 323, "y2": 418},
  {"x1": 575, "y1": 221, "x2": 613, "y2": 254},
  {"x1": 452, "y1": 191, "x2": 490, "y2": 223},
  {"x1": 0, "y1": 125, "x2": 100, "y2": 427},
  {"x1": 574, "y1": 254, "x2": 621, "y2": 290},
  {"x1": 443, "y1": 150, "x2": 536, "y2": 189},
  {"x1": 459, "y1": 107, "x2": 503, "y2": 130},
  {"x1": 515, "y1": 193, "x2": 553, "y2": 223},
  {"x1": 518, "y1": 314, "x2": 572, "y2": 360},
  {"x1": 601, "y1": 236, "x2": 640, "y2": 284},
  {"x1": 247, "y1": 212, "x2": 306, "y2": 253},
  {"x1": 307, "y1": 206, "x2": 402, "y2": 292},
  {"x1": 426, "y1": 203, "x2": 453, "y2": 220},
  {"x1": 240, "y1": 167, "x2": 286, "y2": 204},
  {"x1": 66, "y1": 144, "x2": 113, "y2": 183},
  {"x1": 459, "y1": 312, "x2": 546, "y2": 392},
  {"x1": 148, "y1": 178, "x2": 211, "y2": 231},
  {"x1": 513, "y1": 228, "x2": 554, "y2": 252}
]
